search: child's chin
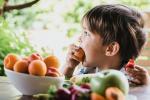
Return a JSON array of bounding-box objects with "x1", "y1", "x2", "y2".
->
[
  {"x1": 82, "y1": 61, "x2": 87, "y2": 67},
  {"x1": 82, "y1": 62, "x2": 91, "y2": 68}
]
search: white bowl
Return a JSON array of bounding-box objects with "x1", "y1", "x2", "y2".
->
[{"x1": 4, "y1": 68, "x2": 65, "y2": 95}]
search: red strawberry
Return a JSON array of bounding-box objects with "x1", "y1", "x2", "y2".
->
[{"x1": 125, "y1": 59, "x2": 135, "y2": 71}]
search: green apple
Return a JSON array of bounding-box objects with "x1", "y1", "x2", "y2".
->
[{"x1": 90, "y1": 69, "x2": 129, "y2": 96}]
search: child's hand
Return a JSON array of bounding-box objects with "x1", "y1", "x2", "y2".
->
[
  {"x1": 126, "y1": 65, "x2": 150, "y2": 85},
  {"x1": 65, "y1": 44, "x2": 81, "y2": 68}
]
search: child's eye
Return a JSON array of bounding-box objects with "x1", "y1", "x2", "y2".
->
[{"x1": 83, "y1": 31, "x2": 90, "y2": 36}]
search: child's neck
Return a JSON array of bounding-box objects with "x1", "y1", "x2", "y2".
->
[{"x1": 98, "y1": 56, "x2": 121, "y2": 70}]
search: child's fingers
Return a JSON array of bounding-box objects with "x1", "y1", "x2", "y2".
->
[
  {"x1": 126, "y1": 67, "x2": 138, "y2": 74},
  {"x1": 126, "y1": 65, "x2": 147, "y2": 74},
  {"x1": 68, "y1": 44, "x2": 79, "y2": 50},
  {"x1": 68, "y1": 44, "x2": 80, "y2": 54},
  {"x1": 128, "y1": 72, "x2": 143, "y2": 79},
  {"x1": 134, "y1": 65, "x2": 147, "y2": 73},
  {"x1": 126, "y1": 65, "x2": 150, "y2": 85},
  {"x1": 126, "y1": 68, "x2": 146, "y2": 81},
  {"x1": 129, "y1": 78, "x2": 141, "y2": 85},
  {"x1": 67, "y1": 45, "x2": 78, "y2": 55},
  {"x1": 127, "y1": 68, "x2": 146, "y2": 77}
]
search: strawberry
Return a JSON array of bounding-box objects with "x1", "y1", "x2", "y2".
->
[{"x1": 125, "y1": 59, "x2": 135, "y2": 71}]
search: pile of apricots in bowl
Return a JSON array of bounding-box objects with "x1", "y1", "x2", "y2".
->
[
  {"x1": 4, "y1": 53, "x2": 62, "y2": 77},
  {"x1": 3, "y1": 53, "x2": 64, "y2": 95}
]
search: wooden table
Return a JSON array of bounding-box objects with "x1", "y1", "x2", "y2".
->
[{"x1": 1, "y1": 77, "x2": 150, "y2": 100}]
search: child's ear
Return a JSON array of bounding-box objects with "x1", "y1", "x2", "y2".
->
[{"x1": 105, "y1": 42, "x2": 120, "y2": 56}]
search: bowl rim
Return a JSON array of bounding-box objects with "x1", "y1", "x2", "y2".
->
[{"x1": 4, "y1": 67, "x2": 65, "y2": 79}]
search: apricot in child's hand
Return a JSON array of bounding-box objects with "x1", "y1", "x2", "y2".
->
[{"x1": 73, "y1": 47, "x2": 85, "y2": 62}]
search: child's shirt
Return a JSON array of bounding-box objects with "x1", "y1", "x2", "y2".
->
[{"x1": 73, "y1": 66, "x2": 136, "y2": 87}]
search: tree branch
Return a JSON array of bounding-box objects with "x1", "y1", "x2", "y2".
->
[{"x1": 3, "y1": 0, "x2": 40, "y2": 12}]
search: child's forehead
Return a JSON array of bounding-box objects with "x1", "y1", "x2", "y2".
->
[{"x1": 81, "y1": 19, "x2": 88, "y2": 30}]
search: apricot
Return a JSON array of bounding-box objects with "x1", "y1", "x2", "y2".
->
[
  {"x1": 28, "y1": 53, "x2": 43, "y2": 62},
  {"x1": 4, "y1": 53, "x2": 20, "y2": 70},
  {"x1": 28, "y1": 60, "x2": 47, "y2": 76},
  {"x1": 105, "y1": 87, "x2": 125, "y2": 100},
  {"x1": 46, "y1": 71, "x2": 60, "y2": 77},
  {"x1": 14, "y1": 60, "x2": 29, "y2": 73},
  {"x1": 44, "y1": 55, "x2": 60, "y2": 68},
  {"x1": 46, "y1": 67, "x2": 62, "y2": 77},
  {"x1": 91, "y1": 92, "x2": 105, "y2": 100},
  {"x1": 73, "y1": 47, "x2": 85, "y2": 62}
]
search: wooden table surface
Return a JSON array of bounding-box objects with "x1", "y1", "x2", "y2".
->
[{"x1": 1, "y1": 77, "x2": 150, "y2": 100}]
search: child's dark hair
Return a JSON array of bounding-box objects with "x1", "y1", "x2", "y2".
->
[{"x1": 82, "y1": 4, "x2": 146, "y2": 67}]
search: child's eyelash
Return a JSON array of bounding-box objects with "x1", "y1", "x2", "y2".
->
[{"x1": 84, "y1": 31, "x2": 89, "y2": 36}]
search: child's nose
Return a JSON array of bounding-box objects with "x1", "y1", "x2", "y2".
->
[{"x1": 78, "y1": 36, "x2": 82, "y2": 43}]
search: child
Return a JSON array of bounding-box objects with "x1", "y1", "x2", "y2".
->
[{"x1": 63, "y1": 4, "x2": 150, "y2": 86}]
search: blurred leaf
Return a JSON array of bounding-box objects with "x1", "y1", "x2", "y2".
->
[
  {"x1": 67, "y1": 28, "x2": 77, "y2": 38},
  {"x1": 0, "y1": 0, "x2": 4, "y2": 8}
]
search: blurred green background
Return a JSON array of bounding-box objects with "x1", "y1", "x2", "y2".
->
[{"x1": 0, "y1": 0, "x2": 150, "y2": 76}]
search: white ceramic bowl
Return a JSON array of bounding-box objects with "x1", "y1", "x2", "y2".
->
[{"x1": 4, "y1": 68, "x2": 65, "y2": 95}]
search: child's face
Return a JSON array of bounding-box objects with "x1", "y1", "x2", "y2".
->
[{"x1": 79, "y1": 20, "x2": 107, "y2": 68}]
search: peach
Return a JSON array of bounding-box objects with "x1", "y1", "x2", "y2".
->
[
  {"x1": 46, "y1": 71, "x2": 60, "y2": 77},
  {"x1": 91, "y1": 92, "x2": 105, "y2": 100},
  {"x1": 28, "y1": 53, "x2": 43, "y2": 62},
  {"x1": 28, "y1": 60, "x2": 47, "y2": 76},
  {"x1": 105, "y1": 87, "x2": 125, "y2": 100},
  {"x1": 46, "y1": 67, "x2": 62, "y2": 77},
  {"x1": 14, "y1": 60, "x2": 29, "y2": 73},
  {"x1": 3, "y1": 53, "x2": 20, "y2": 70},
  {"x1": 44, "y1": 55, "x2": 60, "y2": 68}
]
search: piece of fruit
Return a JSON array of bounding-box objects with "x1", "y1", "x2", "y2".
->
[
  {"x1": 90, "y1": 70, "x2": 129, "y2": 96},
  {"x1": 22, "y1": 57, "x2": 30, "y2": 64},
  {"x1": 69, "y1": 85, "x2": 91, "y2": 100},
  {"x1": 69, "y1": 85, "x2": 90, "y2": 94},
  {"x1": 80, "y1": 83, "x2": 91, "y2": 90},
  {"x1": 91, "y1": 92, "x2": 105, "y2": 100},
  {"x1": 28, "y1": 53, "x2": 43, "y2": 62},
  {"x1": 73, "y1": 47, "x2": 85, "y2": 62},
  {"x1": 3, "y1": 53, "x2": 20, "y2": 70},
  {"x1": 105, "y1": 87, "x2": 125, "y2": 100},
  {"x1": 125, "y1": 59, "x2": 135, "y2": 71},
  {"x1": 13, "y1": 60, "x2": 29, "y2": 73},
  {"x1": 44, "y1": 55, "x2": 60, "y2": 68},
  {"x1": 46, "y1": 67, "x2": 62, "y2": 77},
  {"x1": 55, "y1": 88, "x2": 71, "y2": 100},
  {"x1": 28, "y1": 60, "x2": 47, "y2": 76}
]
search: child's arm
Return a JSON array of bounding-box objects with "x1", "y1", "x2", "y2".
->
[
  {"x1": 126, "y1": 65, "x2": 150, "y2": 85},
  {"x1": 63, "y1": 44, "x2": 81, "y2": 78}
]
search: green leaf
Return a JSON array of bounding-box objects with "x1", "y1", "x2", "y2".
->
[{"x1": 0, "y1": 0, "x2": 4, "y2": 8}]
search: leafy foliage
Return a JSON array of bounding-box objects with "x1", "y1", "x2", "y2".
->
[
  {"x1": 63, "y1": 0, "x2": 93, "y2": 38},
  {"x1": 117, "y1": 0, "x2": 150, "y2": 10}
]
